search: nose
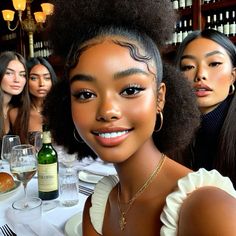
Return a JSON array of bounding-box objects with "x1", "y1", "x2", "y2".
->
[
  {"x1": 96, "y1": 98, "x2": 121, "y2": 122},
  {"x1": 39, "y1": 77, "x2": 45, "y2": 87},
  {"x1": 13, "y1": 73, "x2": 20, "y2": 83},
  {"x1": 193, "y1": 65, "x2": 207, "y2": 83}
]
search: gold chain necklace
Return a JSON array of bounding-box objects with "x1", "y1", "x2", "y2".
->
[{"x1": 117, "y1": 153, "x2": 166, "y2": 231}]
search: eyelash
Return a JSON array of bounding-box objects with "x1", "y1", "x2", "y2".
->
[
  {"x1": 72, "y1": 84, "x2": 145, "y2": 102},
  {"x1": 120, "y1": 84, "x2": 145, "y2": 96},
  {"x1": 72, "y1": 89, "x2": 96, "y2": 101}
]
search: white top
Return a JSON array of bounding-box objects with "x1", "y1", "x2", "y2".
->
[{"x1": 89, "y1": 168, "x2": 236, "y2": 235}]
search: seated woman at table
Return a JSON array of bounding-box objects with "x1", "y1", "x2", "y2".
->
[
  {"x1": 0, "y1": 51, "x2": 29, "y2": 140},
  {"x1": 9, "y1": 56, "x2": 58, "y2": 144},
  {"x1": 43, "y1": 0, "x2": 236, "y2": 235}
]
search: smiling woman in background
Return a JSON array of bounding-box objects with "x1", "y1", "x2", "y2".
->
[
  {"x1": 175, "y1": 29, "x2": 236, "y2": 188},
  {"x1": 0, "y1": 51, "x2": 29, "y2": 140},
  {"x1": 9, "y1": 56, "x2": 58, "y2": 144}
]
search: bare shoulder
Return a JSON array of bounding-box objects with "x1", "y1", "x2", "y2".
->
[
  {"x1": 83, "y1": 195, "x2": 100, "y2": 236},
  {"x1": 178, "y1": 186, "x2": 236, "y2": 236}
]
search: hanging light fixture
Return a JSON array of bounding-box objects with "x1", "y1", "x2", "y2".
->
[{"x1": 1, "y1": 0, "x2": 54, "y2": 58}]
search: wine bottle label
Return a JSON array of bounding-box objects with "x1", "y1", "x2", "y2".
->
[
  {"x1": 38, "y1": 163, "x2": 58, "y2": 192},
  {"x1": 43, "y1": 131, "x2": 51, "y2": 144}
]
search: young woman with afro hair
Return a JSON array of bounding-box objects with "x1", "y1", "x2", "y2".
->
[{"x1": 43, "y1": 0, "x2": 236, "y2": 235}]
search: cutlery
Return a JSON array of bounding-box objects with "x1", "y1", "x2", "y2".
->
[{"x1": 0, "y1": 224, "x2": 17, "y2": 236}]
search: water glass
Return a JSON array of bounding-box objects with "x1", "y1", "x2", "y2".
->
[{"x1": 60, "y1": 169, "x2": 79, "y2": 207}]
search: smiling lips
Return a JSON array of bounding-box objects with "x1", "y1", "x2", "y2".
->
[{"x1": 92, "y1": 129, "x2": 132, "y2": 147}]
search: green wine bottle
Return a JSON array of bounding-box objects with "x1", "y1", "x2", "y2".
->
[{"x1": 38, "y1": 124, "x2": 59, "y2": 200}]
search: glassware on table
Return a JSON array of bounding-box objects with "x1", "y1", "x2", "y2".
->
[
  {"x1": 0, "y1": 135, "x2": 21, "y2": 169},
  {"x1": 10, "y1": 144, "x2": 38, "y2": 210},
  {"x1": 60, "y1": 168, "x2": 79, "y2": 207},
  {"x1": 11, "y1": 197, "x2": 42, "y2": 223},
  {"x1": 33, "y1": 131, "x2": 43, "y2": 153},
  {"x1": 61, "y1": 153, "x2": 77, "y2": 172}
]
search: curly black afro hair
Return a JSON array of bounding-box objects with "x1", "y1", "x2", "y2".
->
[
  {"x1": 43, "y1": 0, "x2": 200, "y2": 159},
  {"x1": 48, "y1": 0, "x2": 177, "y2": 58},
  {"x1": 43, "y1": 62, "x2": 200, "y2": 159}
]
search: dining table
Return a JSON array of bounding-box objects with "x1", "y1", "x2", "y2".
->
[{"x1": 0, "y1": 156, "x2": 98, "y2": 236}]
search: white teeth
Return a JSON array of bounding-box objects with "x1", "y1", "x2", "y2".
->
[
  {"x1": 98, "y1": 131, "x2": 128, "y2": 138},
  {"x1": 196, "y1": 88, "x2": 207, "y2": 91}
]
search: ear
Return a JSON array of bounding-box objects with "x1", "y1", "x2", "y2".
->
[
  {"x1": 156, "y1": 82, "x2": 166, "y2": 112},
  {"x1": 231, "y1": 67, "x2": 236, "y2": 84}
]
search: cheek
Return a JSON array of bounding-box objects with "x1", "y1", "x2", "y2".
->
[{"x1": 71, "y1": 101, "x2": 94, "y2": 134}]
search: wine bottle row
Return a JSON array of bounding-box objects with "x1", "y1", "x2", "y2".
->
[
  {"x1": 204, "y1": 10, "x2": 236, "y2": 37},
  {"x1": 172, "y1": 0, "x2": 192, "y2": 10},
  {"x1": 202, "y1": 0, "x2": 222, "y2": 4},
  {"x1": 34, "y1": 40, "x2": 53, "y2": 58},
  {"x1": 166, "y1": 18, "x2": 192, "y2": 45}
]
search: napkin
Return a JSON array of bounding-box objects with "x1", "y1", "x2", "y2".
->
[
  {"x1": 83, "y1": 162, "x2": 117, "y2": 176},
  {"x1": 6, "y1": 208, "x2": 64, "y2": 236}
]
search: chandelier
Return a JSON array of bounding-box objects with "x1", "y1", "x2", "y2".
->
[{"x1": 1, "y1": 0, "x2": 54, "y2": 58}]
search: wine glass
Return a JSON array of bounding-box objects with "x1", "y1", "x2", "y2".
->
[
  {"x1": 10, "y1": 144, "x2": 38, "y2": 209},
  {"x1": 28, "y1": 131, "x2": 43, "y2": 153},
  {"x1": 0, "y1": 135, "x2": 21, "y2": 169},
  {"x1": 33, "y1": 131, "x2": 43, "y2": 153}
]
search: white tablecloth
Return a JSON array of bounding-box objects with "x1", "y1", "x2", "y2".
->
[{"x1": 0, "y1": 159, "x2": 95, "y2": 235}]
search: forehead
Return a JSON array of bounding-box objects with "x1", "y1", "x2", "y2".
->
[
  {"x1": 7, "y1": 59, "x2": 25, "y2": 70},
  {"x1": 30, "y1": 64, "x2": 49, "y2": 74},
  {"x1": 70, "y1": 37, "x2": 156, "y2": 77},
  {"x1": 183, "y1": 37, "x2": 229, "y2": 57}
]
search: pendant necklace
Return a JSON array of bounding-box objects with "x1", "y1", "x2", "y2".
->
[
  {"x1": 32, "y1": 105, "x2": 42, "y2": 114},
  {"x1": 117, "y1": 153, "x2": 166, "y2": 231}
]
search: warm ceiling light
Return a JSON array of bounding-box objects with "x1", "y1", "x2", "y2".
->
[
  {"x1": 41, "y1": 3, "x2": 54, "y2": 15},
  {"x1": 34, "y1": 12, "x2": 46, "y2": 23},
  {"x1": 2, "y1": 10, "x2": 15, "y2": 21},
  {"x1": 12, "y1": 0, "x2": 26, "y2": 11}
]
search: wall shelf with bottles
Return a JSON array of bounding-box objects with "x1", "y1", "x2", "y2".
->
[{"x1": 163, "y1": 0, "x2": 236, "y2": 63}]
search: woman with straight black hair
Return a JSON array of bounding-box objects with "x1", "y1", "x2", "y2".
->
[{"x1": 175, "y1": 29, "x2": 236, "y2": 187}]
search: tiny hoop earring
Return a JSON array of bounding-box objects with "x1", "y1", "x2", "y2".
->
[
  {"x1": 229, "y1": 84, "x2": 235, "y2": 96},
  {"x1": 73, "y1": 129, "x2": 84, "y2": 143},
  {"x1": 154, "y1": 111, "x2": 163, "y2": 132}
]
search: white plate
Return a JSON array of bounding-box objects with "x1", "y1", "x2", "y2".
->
[
  {"x1": 0, "y1": 180, "x2": 21, "y2": 200},
  {"x1": 78, "y1": 171, "x2": 103, "y2": 184},
  {"x1": 64, "y1": 212, "x2": 83, "y2": 236}
]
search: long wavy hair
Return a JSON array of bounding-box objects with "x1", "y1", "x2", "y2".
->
[{"x1": 0, "y1": 51, "x2": 30, "y2": 139}]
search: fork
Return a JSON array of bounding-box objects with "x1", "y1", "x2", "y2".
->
[{"x1": 0, "y1": 224, "x2": 17, "y2": 236}]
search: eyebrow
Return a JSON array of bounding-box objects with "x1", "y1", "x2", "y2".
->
[
  {"x1": 6, "y1": 68, "x2": 25, "y2": 73},
  {"x1": 70, "y1": 68, "x2": 149, "y2": 84},
  {"x1": 181, "y1": 50, "x2": 225, "y2": 61},
  {"x1": 30, "y1": 73, "x2": 50, "y2": 76}
]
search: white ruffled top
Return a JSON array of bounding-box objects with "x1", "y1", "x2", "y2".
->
[{"x1": 89, "y1": 168, "x2": 236, "y2": 235}]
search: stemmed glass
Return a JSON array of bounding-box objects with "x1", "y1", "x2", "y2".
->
[
  {"x1": 10, "y1": 144, "x2": 38, "y2": 209},
  {"x1": 0, "y1": 135, "x2": 21, "y2": 169},
  {"x1": 33, "y1": 131, "x2": 43, "y2": 153}
]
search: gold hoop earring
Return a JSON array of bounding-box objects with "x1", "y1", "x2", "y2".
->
[
  {"x1": 73, "y1": 129, "x2": 84, "y2": 143},
  {"x1": 229, "y1": 84, "x2": 235, "y2": 96},
  {"x1": 154, "y1": 111, "x2": 163, "y2": 132}
]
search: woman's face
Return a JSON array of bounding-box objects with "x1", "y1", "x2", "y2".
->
[
  {"x1": 1, "y1": 59, "x2": 26, "y2": 96},
  {"x1": 180, "y1": 37, "x2": 236, "y2": 114},
  {"x1": 29, "y1": 64, "x2": 52, "y2": 98},
  {"x1": 69, "y1": 39, "x2": 165, "y2": 163}
]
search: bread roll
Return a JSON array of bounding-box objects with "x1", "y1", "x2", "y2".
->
[{"x1": 0, "y1": 172, "x2": 15, "y2": 193}]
